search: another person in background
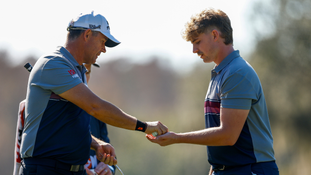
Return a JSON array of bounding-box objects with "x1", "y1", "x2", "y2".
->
[
  {"x1": 148, "y1": 8, "x2": 279, "y2": 175},
  {"x1": 13, "y1": 99, "x2": 26, "y2": 175},
  {"x1": 84, "y1": 63, "x2": 115, "y2": 175}
]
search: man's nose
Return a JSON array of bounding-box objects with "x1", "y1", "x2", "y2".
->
[
  {"x1": 101, "y1": 45, "x2": 106, "y2": 53},
  {"x1": 193, "y1": 44, "x2": 198, "y2": 53}
]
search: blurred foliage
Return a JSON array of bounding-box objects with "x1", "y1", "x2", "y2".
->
[
  {"x1": 248, "y1": 0, "x2": 311, "y2": 174},
  {"x1": 0, "y1": 53, "x2": 37, "y2": 175}
]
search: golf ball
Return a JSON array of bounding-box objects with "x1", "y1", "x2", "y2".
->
[{"x1": 152, "y1": 132, "x2": 158, "y2": 137}]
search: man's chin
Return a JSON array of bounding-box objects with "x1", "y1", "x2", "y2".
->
[
  {"x1": 202, "y1": 59, "x2": 212, "y2": 63},
  {"x1": 91, "y1": 59, "x2": 97, "y2": 64}
]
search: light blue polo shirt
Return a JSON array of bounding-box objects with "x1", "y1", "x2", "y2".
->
[
  {"x1": 204, "y1": 50, "x2": 275, "y2": 166},
  {"x1": 21, "y1": 47, "x2": 92, "y2": 165}
]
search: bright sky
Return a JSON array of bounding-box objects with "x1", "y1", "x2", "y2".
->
[{"x1": 0, "y1": 0, "x2": 255, "y2": 70}]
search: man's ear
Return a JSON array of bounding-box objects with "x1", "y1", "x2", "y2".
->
[
  {"x1": 211, "y1": 29, "x2": 220, "y2": 41},
  {"x1": 83, "y1": 29, "x2": 92, "y2": 41}
]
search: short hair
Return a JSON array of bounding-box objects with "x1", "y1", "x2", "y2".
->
[
  {"x1": 182, "y1": 8, "x2": 233, "y2": 45},
  {"x1": 67, "y1": 29, "x2": 85, "y2": 41},
  {"x1": 67, "y1": 29, "x2": 100, "y2": 41}
]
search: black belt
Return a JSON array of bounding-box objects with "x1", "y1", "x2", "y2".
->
[
  {"x1": 23, "y1": 158, "x2": 85, "y2": 172},
  {"x1": 212, "y1": 164, "x2": 246, "y2": 171},
  {"x1": 212, "y1": 165, "x2": 226, "y2": 171},
  {"x1": 212, "y1": 161, "x2": 276, "y2": 171}
]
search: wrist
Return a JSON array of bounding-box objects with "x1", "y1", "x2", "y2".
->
[
  {"x1": 90, "y1": 135, "x2": 100, "y2": 151},
  {"x1": 135, "y1": 120, "x2": 147, "y2": 132}
]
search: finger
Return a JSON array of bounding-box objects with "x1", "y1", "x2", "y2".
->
[
  {"x1": 98, "y1": 153, "x2": 107, "y2": 162},
  {"x1": 146, "y1": 134, "x2": 157, "y2": 141},
  {"x1": 109, "y1": 149, "x2": 117, "y2": 159},
  {"x1": 97, "y1": 167, "x2": 110, "y2": 175},
  {"x1": 156, "y1": 122, "x2": 166, "y2": 135},
  {"x1": 104, "y1": 154, "x2": 111, "y2": 165},
  {"x1": 105, "y1": 154, "x2": 117, "y2": 166},
  {"x1": 101, "y1": 154, "x2": 113, "y2": 166},
  {"x1": 155, "y1": 125, "x2": 163, "y2": 136},
  {"x1": 104, "y1": 144, "x2": 117, "y2": 159},
  {"x1": 94, "y1": 162, "x2": 107, "y2": 173},
  {"x1": 156, "y1": 129, "x2": 162, "y2": 136},
  {"x1": 159, "y1": 128, "x2": 167, "y2": 135},
  {"x1": 164, "y1": 125, "x2": 169, "y2": 133},
  {"x1": 113, "y1": 158, "x2": 118, "y2": 165},
  {"x1": 160, "y1": 122, "x2": 168, "y2": 134},
  {"x1": 98, "y1": 168, "x2": 108, "y2": 175}
]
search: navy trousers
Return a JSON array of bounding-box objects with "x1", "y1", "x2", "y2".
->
[
  {"x1": 213, "y1": 161, "x2": 279, "y2": 175},
  {"x1": 20, "y1": 158, "x2": 87, "y2": 175}
]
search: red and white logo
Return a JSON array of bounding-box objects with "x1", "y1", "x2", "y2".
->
[{"x1": 68, "y1": 69, "x2": 76, "y2": 75}]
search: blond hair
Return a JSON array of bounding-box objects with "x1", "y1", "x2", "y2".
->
[{"x1": 182, "y1": 8, "x2": 233, "y2": 45}]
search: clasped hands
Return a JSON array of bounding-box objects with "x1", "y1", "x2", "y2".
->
[{"x1": 144, "y1": 121, "x2": 176, "y2": 146}]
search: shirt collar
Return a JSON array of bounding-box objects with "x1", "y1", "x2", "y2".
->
[
  {"x1": 57, "y1": 46, "x2": 87, "y2": 74},
  {"x1": 214, "y1": 50, "x2": 240, "y2": 74},
  {"x1": 57, "y1": 46, "x2": 80, "y2": 67}
]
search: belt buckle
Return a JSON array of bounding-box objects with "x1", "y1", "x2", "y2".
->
[
  {"x1": 70, "y1": 165, "x2": 81, "y2": 172},
  {"x1": 213, "y1": 165, "x2": 225, "y2": 171}
]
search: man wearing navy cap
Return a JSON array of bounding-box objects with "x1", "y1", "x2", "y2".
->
[{"x1": 19, "y1": 12, "x2": 168, "y2": 175}]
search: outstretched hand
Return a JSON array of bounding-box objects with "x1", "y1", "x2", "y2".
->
[{"x1": 146, "y1": 131, "x2": 178, "y2": 146}]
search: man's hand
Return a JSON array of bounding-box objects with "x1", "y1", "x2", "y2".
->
[
  {"x1": 145, "y1": 121, "x2": 168, "y2": 136},
  {"x1": 146, "y1": 131, "x2": 177, "y2": 146},
  {"x1": 84, "y1": 165, "x2": 94, "y2": 175},
  {"x1": 94, "y1": 162, "x2": 113, "y2": 175},
  {"x1": 95, "y1": 142, "x2": 117, "y2": 166},
  {"x1": 85, "y1": 162, "x2": 113, "y2": 175}
]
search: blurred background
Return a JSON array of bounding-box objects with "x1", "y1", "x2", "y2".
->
[{"x1": 1, "y1": 0, "x2": 311, "y2": 174}]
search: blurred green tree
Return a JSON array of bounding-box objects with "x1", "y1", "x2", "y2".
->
[{"x1": 248, "y1": 0, "x2": 311, "y2": 174}]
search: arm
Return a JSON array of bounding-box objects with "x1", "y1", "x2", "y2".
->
[
  {"x1": 59, "y1": 83, "x2": 136, "y2": 130},
  {"x1": 59, "y1": 83, "x2": 168, "y2": 135},
  {"x1": 147, "y1": 108, "x2": 249, "y2": 146}
]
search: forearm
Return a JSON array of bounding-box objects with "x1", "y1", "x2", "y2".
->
[
  {"x1": 83, "y1": 63, "x2": 136, "y2": 130},
  {"x1": 90, "y1": 135, "x2": 101, "y2": 151},
  {"x1": 59, "y1": 83, "x2": 150, "y2": 132},
  {"x1": 175, "y1": 127, "x2": 235, "y2": 146},
  {"x1": 174, "y1": 108, "x2": 249, "y2": 146},
  {"x1": 90, "y1": 100, "x2": 137, "y2": 131}
]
